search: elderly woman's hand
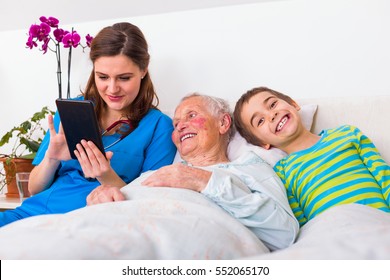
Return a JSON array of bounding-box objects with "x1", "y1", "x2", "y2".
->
[
  {"x1": 141, "y1": 163, "x2": 211, "y2": 192},
  {"x1": 86, "y1": 185, "x2": 125, "y2": 205}
]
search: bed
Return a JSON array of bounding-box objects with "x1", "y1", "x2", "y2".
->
[{"x1": 0, "y1": 95, "x2": 389, "y2": 260}]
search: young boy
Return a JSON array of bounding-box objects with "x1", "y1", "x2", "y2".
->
[{"x1": 233, "y1": 86, "x2": 390, "y2": 226}]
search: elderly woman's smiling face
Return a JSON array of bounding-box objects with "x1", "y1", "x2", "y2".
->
[{"x1": 172, "y1": 96, "x2": 224, "y2": 159}]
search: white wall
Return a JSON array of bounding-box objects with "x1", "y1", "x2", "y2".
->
[{"x1": 1, "y1": 0, "x2": 389, "y2": 155}]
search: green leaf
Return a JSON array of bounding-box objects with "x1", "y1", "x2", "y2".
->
[
  {"x1": 0, "y1": 105, "x2": 54, "y2": 158},
  {"x1": 20, "y1": 153, "x2": 36, "y2": 159},
  {"x1": 31, "y1": 106, "x2": 54, "y2": 122},
  {"x1": 20, "y1": 121, "x2": 32, "y2": 134},
  {"x1": 0, "y1": 131, "x2": 13, "y2": 146},
  {"x1": 20, "y1": 137, "x2": 40, "y2": 153}
]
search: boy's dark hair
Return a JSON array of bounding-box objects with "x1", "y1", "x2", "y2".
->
[{"x1": 233, "y1": 86, "x2": 295, "y2": 146}]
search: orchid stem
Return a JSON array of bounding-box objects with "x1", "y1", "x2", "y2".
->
[
  {"x1": 67, "y1": 46, "x2": 72, "y2": 99},
  {"x1": 56, "y1": 43, "x2": 62, "y2": 99}
]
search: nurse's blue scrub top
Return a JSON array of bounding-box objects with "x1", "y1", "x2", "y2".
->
[{"x1": 0, "y1": 107, "x2": 177, "y2": 226}]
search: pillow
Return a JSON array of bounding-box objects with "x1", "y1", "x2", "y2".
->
[
  {"x1": 227, "y1": 133, "x2": 286, "y2": 167},
  {"x1": 299, "y1": 103, "x2": 318, "y2": 132},
  {"x1": 228, "y1": 104, "x2": 318, "y2": 166}
]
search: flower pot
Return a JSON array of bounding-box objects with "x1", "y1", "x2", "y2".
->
[{"x1": 0, "y1": 157, "x2": 34, "y2": 198}]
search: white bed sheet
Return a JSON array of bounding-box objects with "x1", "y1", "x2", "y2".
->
[
  {"x1": 0, "y1": 184, "x2": 389, "y2": 259},
  {"x1": 251, "y1": 204, "x2": 390, "y2": 259},
  {"x1": 0, "y1": 185, "x2": 269, "y2": 259}
]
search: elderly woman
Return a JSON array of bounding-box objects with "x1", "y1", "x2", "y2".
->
[{"x1": 87, "y1": 93, "x2": 299, "y2": 251}]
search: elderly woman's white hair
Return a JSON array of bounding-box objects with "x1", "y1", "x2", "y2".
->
[{"x1": 179, "y1": 93, "x2": 235, "y2": 141}]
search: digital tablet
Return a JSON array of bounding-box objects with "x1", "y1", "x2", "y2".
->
[{"x1": 55, "y1": 99, "x2": 105, "y2": 159}]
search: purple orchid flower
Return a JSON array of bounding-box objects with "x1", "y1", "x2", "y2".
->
[
  {"x1": 26, "y1": 36, "x2": 38, "y2": 49},
  {"x1": 85, "y1": 34, "x2": 93, "y2": 47},
  {"x1": 53, "y1": 28, "x2": 69, "y2": 43},
  {"x1": 26, "y1": 16, "x2": 92, "y2": 99},
  {"x1": 41, "y1": 37, "x2": 50, "y2": 54},
  {"x1": 62, "y1": 31, "x2": 81, "y2": 48},
  {"x1": 39, "y1": 16, "x2": 59, "y2": 28},
  {"x1": 28, "y1": 23, "x2": 51, "y2": 42}
]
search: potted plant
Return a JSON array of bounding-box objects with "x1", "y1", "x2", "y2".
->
[{"x1": 0, "y1": 106, "x2": 55, "y2": 197}]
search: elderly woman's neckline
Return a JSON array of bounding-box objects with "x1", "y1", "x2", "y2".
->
[{"x1": 181, "y1": 154, "x2": 230, "y2": 167}]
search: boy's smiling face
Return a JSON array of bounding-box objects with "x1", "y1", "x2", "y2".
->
[{"x1": 240, "y1": 91, "x2": 304, "y2": 150}]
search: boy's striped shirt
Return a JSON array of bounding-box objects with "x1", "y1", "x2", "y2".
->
[{"x1": 274, "y1": 125, "x2": 390, "y2": 226}]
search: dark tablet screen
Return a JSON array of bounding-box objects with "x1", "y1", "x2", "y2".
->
[{"x1": 55, "y1": 99, "x2": 105, "y2": 159}]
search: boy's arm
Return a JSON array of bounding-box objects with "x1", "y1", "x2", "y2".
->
[
  {"x1": 287, "y1": 192, "x2": 307, "y2": 227},
  {"x1": 354, "y1": 127, "x2": 390, "y2": 203},
  {"x1": 274, "y1": 163, "x2": 307, "y2": 226}
]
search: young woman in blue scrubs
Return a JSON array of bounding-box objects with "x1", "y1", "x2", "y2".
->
[{"x1": 0, "y1": 22, "x2": 177, "y2": 226}]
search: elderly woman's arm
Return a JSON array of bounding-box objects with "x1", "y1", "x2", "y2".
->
[
  {"x1": 142, "y1": 152, "x2": 299, "y2": 251},
  {"x1": 201, "y1": 152, "x2": 299, "y2": 251},
  {"x1": 141, "y1": 163, "x2": 212, "y2": 191}
]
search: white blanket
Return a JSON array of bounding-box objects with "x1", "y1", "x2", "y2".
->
[
  {"x1": 1, "y1": 184, "x2": 389, "y2": 259},
  {"x1": 252, "y1": 203, "x2": 390, "y2": 259},
  {"x1": 0, "y1": 185, "x2": 269, "y2": 259}
]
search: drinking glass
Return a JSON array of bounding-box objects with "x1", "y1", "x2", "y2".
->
[{"x1": 15, "y1": 172, "x2": 30, "y2": 202}]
